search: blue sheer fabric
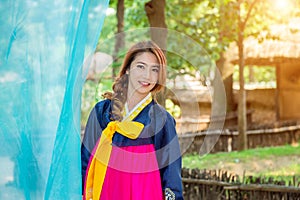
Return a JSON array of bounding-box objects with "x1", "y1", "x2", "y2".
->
[{"x1": 0, "y1": 0, "x2": 109, "y2": 199}]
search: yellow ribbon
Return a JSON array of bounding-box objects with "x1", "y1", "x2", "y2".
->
[{"x1": 84, "y1": 121, "x2": 144, "y2": 200}]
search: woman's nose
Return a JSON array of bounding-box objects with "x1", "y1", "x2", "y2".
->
[{"x1": 142, "y1": 67, "x2": 151, "y2": 79}]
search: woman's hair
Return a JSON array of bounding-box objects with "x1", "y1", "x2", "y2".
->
[{"x1": 107, "y1": 40, "x2": 167, "y2": 121}]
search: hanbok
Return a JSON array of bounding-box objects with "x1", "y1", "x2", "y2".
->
[{"x1": 81, "y1": 94, "x2": 183, "y2": 200}]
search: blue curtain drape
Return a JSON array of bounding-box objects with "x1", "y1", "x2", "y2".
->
[{"x1": 0, "y1": 0, "x2": 109, "y2": 199}]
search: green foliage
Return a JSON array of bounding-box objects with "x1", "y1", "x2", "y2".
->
[
  {"x1": 81, "y1": 80, "x2": 98, "y2": 125},
  {"x1": 166, "y1": 50, "x2": 211, "y2": 86},
  {"x1": 124, "y1": 0, "x2": 149, "y2": 28},
  {"x1": 165, "y1": 99, "x2": 181, "y2": 118},
  {"x1": 233, "y1": 65, "x2": 276, "y2": 85},
  {"x1": 166, "y1": 0, "x2": 241, "y2": 59},
  {"x1": 81, "y1": 74, "x2": 113, "y2": 126},
  {"x1": 96, "y1": 9, "x2": 117, "y2": 51},
  {"x1": 165, "y1": 0, "x2": 237, "y2": 84}
]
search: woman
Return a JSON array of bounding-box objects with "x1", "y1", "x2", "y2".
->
[{"x1": 81, "y1": 41, "x2": 183, "y2": 200}]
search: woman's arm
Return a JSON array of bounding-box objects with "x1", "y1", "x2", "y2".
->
[
  {"x1": 151, "y1": 105, "x2": 184, "y2": 200},
  {"x1": 81, "y1": 108, "x2": 102, "y2": 193}
]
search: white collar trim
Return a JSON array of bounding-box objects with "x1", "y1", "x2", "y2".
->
[{"x1": 123, "y1": 93, "x2": 152, "y2": 121}]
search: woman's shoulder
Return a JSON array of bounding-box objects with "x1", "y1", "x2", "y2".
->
[
  {"x1": 150, "y1": 101, "x2": 176, "y2": 124},
  {"x1": 94, "y1": 99, "x2": 111, "y2": 114},
  {"x1": 95, "y1": 98, "x2": 111, "y2": 106},
  {"x1": 92, "y1": 99, "x2": 111, "y2": 125},
  {"x1": 153, "y1": 101, "x2": 174, "y2": 116}
]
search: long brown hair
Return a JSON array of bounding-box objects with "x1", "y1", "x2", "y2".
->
[{"x1": 107, "y1": 40, "x2": 167, "y2": 121}]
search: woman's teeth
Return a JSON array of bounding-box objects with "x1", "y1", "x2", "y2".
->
[{"x1": 139, "y1": 81, "x2": 150, "y2": 86}]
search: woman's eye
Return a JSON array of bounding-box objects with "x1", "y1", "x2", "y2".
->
[
  {"x1": 137, "y1": 64, "x2": 144, "y2": 69},
  {"x1": 152, "y1": 68, "x2": 159, "y2": 73}
]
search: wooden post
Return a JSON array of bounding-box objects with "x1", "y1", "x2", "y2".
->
[
  {"x1": 275, "y1": 64, "x2": 280, "y2": 121},
  {"x1": 237, "y1": 0, "x2": 248, "y2": 150}
]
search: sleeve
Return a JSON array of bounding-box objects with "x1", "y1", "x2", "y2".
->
[
  {"x1": 81, "y1": 107, "x2": 102, "y2": 193},
  {"x1": 152, "y1": 106, "x2": 184, "y2": 200}
]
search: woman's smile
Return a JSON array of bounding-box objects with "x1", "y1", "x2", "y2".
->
[{"x1": 139, "y1": 81, "x2": 151, "y2": 86}]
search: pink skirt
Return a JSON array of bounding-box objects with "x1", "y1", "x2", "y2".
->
[{"x1": 99, "y1": 144, "x2": 163, "y2": 200}]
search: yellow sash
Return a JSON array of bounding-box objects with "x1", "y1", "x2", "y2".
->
[{"x1": 84, "y1": 95, "x2": 152, "y2": 200}]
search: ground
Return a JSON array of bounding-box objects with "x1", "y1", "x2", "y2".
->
[{"x1": 213, "y1": 151, "x2": 300, "y2": 177}]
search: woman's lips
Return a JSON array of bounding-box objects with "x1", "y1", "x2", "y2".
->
[{"x1": 139, "y1": 81, "x2": 150, "y2": 86}]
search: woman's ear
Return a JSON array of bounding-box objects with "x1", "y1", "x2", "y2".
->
[{"x1": 126, "y1": 70, "x2": 129, "y2": 75}]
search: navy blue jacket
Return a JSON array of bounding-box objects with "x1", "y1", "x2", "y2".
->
[{"x1": 81, "y1": 99, "x2": 183, "y2": 199}]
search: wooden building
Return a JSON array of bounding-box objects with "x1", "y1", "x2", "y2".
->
[{"x1": 226, "y1": 18, "x2": 300, "y2": 121}]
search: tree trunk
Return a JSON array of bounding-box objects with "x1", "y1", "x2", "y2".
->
[
  {"x1": 113, "y1": 0, "x2": 125, "y2": 79},
  {"x1": 205, "y1": 57, "x2": 227, "y2": 155},
  {"x1": 145, "y1": 0, "x2": 167, "y2": 51},
  {"x1": 145, "y1": 0, "x2": 167, "y2": 107},
  {"x1": 216, "y1": 53, "x2": 236, "y2": 112},
  {"x1": 249, "y1": 66, "x2": 254, "y2": 83},
  {"x1": 224, "y1": 75, "x2": 235, "y2": 111},
  {"x1": 237, "y1": 1, "x2": 248, "y2": 150},
  {"x1": 216, "y1": 1, "x2": 236, "y2": 118}
]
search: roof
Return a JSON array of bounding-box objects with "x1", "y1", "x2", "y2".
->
[
  {"x1": 226, "y1": 17, "x2": 300, "y2": 66},
  {"x1": 166, "y1": 74, "x2": 212, "y2": 103}
]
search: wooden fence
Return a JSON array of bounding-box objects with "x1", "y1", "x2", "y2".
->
[
  {"x1": 182, "y1": 168, "x2": 300, "y2": 200},
  {"x1": 179, "y1": 125, "x2": 300, "y2": 154}
]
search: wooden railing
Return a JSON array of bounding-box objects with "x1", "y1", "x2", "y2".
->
[
  {"x1": 182, "y1": 168, "x2": 300, "y2": 200},
  {"x1": 179, "y1": 125, "x2": 300, "y2": 154}
]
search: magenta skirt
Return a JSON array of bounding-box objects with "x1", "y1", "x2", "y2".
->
[{"x1": 99, "y1": 144, "x2": 163, "y2": 200}]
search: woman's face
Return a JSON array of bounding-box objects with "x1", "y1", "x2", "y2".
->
[{"x1": 127, "y1": 52, "x2": 159, "y2": 100}]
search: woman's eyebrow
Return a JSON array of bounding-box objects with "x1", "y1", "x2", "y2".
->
[
  {"x1": 135, "y1": 61, "x2": 159, "y2": 68},
  {"x1": 135, "y1": 61, "x2": 147, "y2": 65}
]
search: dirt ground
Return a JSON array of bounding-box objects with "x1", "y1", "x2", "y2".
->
[{"x1": 213, "y1": 153, "x2": 300, "y2": 177}]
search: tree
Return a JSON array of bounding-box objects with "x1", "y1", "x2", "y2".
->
[
  {"x1": 166, "y1": 0, "x2": 237, "y2": 110},
  {"x1": 236, "y1": 0, "x2": 260, "y2": 150},
  {"x1": 145, "y1": 0, "x2": 167, "y2": 51},
  {"x1": 145, "y1": 0, "x2": 168, "y2": 107},
  {"x1": 112, "y1": 0, "x2": 125, "y2": 79},
  {"x1": 165, "y1": 0, "x2": 288, "y2": 151},
  {"x1": 233, "y1": 0, "x2": 298, "y2": 150}
]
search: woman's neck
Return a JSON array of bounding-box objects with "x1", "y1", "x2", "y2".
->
[{"x1": 126, "y1": 92, "x2": 150, "y2": 112}]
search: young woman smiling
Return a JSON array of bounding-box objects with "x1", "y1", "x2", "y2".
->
[{"x1": 81, "y1": 41, "x2": 183, "y2": 200}]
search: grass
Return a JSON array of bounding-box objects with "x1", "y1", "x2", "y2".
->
[{"x1": 182, "y1": 144, "x2": 300, "y2": 178}]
